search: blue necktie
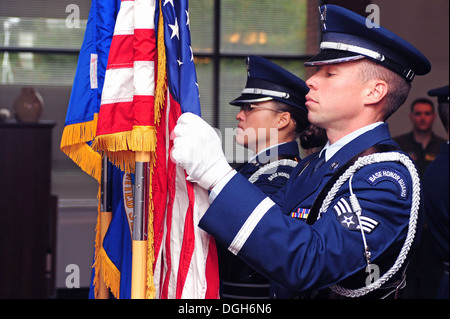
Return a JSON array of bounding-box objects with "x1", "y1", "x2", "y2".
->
[{"x1": 312, "y1": 152, "x2": 326, "y2": 174}]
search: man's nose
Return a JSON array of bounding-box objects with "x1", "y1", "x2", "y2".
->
[{"x1": 306, "y1": 74, "x2": 317, "y2": 89}]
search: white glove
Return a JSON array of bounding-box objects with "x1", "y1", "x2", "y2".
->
[{"x1": 172, "y1": 112, "x2": 232, "y2": 190}]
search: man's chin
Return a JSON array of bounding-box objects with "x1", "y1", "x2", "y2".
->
[{"x1": 416, "y1": 127, "x2": 432, "y2": 133}]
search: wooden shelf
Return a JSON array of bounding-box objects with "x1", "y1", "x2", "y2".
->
[{"x1": 0, "y1": 121, "x2": 57, "y2": 298}]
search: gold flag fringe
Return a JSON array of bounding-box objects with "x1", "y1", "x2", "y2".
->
[
  {"x1": 92, "y1": 191, "x2": 102, "y2": 299},
  {"x1": 60, "y1": 113, "x2": 102, "y2": 182},
  {"x1": 154, "y1": 2, "x2": 168, "y2": 127},
  {"x1": 96, "y1": 247, "x2": 122, "y2": 298},
  {"x1": 92, "y1": 126, "x2": 157, "y2": 173},
  {"x1": 145, "y1": 163, "x2": 156, "y2": 299},
  {"x1": 145, "y1": 1, "x2": 168, "y2": 299},
  {"x1": 92, "y1": 185, "x2": 121, "y2": 299}
]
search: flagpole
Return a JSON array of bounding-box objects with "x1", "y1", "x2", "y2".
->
[
  {"x1": 131, "y1": 151, "x2": 150, "y2": 299},
  {"x1": 99, "y1": 156, "x2": 112, "y2": 299}
]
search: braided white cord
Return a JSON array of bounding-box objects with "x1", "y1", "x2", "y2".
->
[
  {"x1": 317, "y1": 152, "x2": 421, "y2": 298},
  {"x1": 248, "y1": 159, "x2": 298, "y2": 184}
]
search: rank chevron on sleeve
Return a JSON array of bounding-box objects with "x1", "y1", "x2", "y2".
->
[{"x1": 333, "y1": 197, "x2": 379, "y2": 233}]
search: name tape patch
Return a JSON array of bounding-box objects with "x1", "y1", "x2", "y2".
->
[{"x1": 365, "y1": 167, "x2": 408, "y2": 200}]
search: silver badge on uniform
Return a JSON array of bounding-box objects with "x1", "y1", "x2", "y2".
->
[{"x1": 319, "y1": 6, "x2": 327, "y2": 30}]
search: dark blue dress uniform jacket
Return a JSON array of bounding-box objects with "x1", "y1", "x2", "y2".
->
[
  {"x1": 218, "y1": 141, "x2": 300, "y2": 298},
  {"x1": 200, "y1": 123, "x2": 424, "y2": 298},
  {"x1": 422, "y1": 142, "x2": 449, "y2": 299},
  {"x1": 237, "y1": 141, "x2": 300, "y2": 195}
]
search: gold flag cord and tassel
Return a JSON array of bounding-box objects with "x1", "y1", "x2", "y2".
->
[{"x1": 145, "y1": 2, "x2": 168, "y2": 298}]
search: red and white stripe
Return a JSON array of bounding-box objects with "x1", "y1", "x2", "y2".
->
[
  {"x1": 152, "y1": 92, "x2": 219, "y2": 299},
  {"x1": 98, "y1": 0, "x2": 156, "y2": 136}
]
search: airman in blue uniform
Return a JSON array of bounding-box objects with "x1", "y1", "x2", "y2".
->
[
  {"x1": 218, "y1": 56, "x2": 324, "y2": 298},
  {"x1": 230, "y1": 55, "x2": 315, "y2": 195},
  {"x1": 219, "y1": 141, "x2": 301, "y2": 299},
  {"x1": 172, "y1": 5, "x2": 431, "y2": 298}
]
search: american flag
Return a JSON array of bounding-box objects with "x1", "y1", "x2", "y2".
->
[
  {"x1": 154, "y1": 0, "x2": 219, "y2": 299},
  {"x1": 91, "y1": 0, "x2": 219, "y2": 298}
]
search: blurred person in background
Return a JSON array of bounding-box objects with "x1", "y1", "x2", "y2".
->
[{"x1": 394, "y1": 98, "x2": 445, "y2": 177}]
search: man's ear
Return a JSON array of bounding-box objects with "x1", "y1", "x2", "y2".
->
[{"x1": 364, "y1": 80, "x2": 388, "y2": 105}]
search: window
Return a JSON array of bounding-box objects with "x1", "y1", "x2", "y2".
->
[
  {"x1": 0, "y1": 16, "x2": 86, "y2": 85},
  {"x1": 0, "y1": 1, "x2": 90, "y2": 86},
  {"x1": 189, "y1": 0, "x2": 318, "y2": 161}
]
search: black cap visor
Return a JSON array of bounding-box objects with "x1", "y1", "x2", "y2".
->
[
  {"x1": 229, "y1": 94, "x2": 273, "y2": 107},
  {"x1": 304, "y1": 49, "x2": 365, "y2": 66}
]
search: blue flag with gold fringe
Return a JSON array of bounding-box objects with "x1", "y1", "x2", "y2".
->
[
  {"x1": 89, "y1": 163, "x2": 133, "y2": 299},
  {"x1": 60, "y1": 0, "x2": 121, "y2": 182}
]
